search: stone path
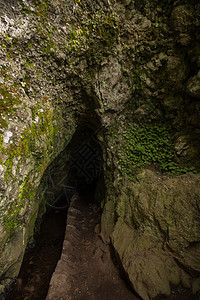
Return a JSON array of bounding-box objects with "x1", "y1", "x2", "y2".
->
[{"x1": 46, "y1": 194, "x2": 140, "y2": 300}]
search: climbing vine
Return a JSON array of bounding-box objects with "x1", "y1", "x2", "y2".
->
[{"x1": 109, "y1": 122, "x2": 197, "y2": 180}]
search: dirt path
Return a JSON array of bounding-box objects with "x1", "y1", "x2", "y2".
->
[
  {"x1": 7, "y1": 201, "x2": 68, "y2": 300},
  {"x1": 46, "y1": 194, "x2": 140, "y2": 300},
  {"x1": 6, "y1": 192, "x2": 197, "y2": 300}
]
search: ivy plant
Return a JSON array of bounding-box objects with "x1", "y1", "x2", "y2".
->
[{"x1": 112, "y1": 122, "x2": 197, "y2": 180}]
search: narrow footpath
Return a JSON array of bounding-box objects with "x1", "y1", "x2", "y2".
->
[
  {"x1": 46, "y1": 193, "x2": 140, "y2": 300},
  {"x1": 7, "y1": 198, "x2": 68, "y2": 300}
]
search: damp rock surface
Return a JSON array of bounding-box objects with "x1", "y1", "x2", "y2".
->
[
  {"x1": 46, "y1": 194, "x2": 139, "y2": 300},
  {"x1": 6, "y1": 203, "x2": 68, "y2": 300},
  {"x1": 0, "y1": 0, "x2": 200, "y2": 298},
  {"x1": 102, "y1": 170, "x2": 200, "y2": 300}
]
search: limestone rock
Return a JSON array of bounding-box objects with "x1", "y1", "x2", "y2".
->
[
  {"x1": 95, "y1": 57, "x2": 130, "y2": 114},
  {"x1": 188, "y1": 43, "x2": 200, "y2": 67},
  {"x1": 0, "y1": 0, "x2": 200, "y2": 298},
  {"x1": 171, "y1": 5, "x2": 193, "y2": 45},
  {"x1": 109, "y1": 170, "x2": 200, "y2": 300},
  {"x1": 186, "y1": 71, "x2": 200, "y2": 99},
  {"x1": 100, "y1": 200, "x2": 116, "y2": 243},
  {"x1": 174, "y1": 135, "x2": 189, "y2": 156},
  {"x1": 165, "y1": 55, "x2": 189, "y2": 89}
]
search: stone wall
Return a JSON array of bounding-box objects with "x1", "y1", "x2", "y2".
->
[{"x1": 0, "y1": 0, "x2": 200, "y2": 298}]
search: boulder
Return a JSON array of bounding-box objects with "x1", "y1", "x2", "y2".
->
[
  {"x1": 171, "y1": 5, "x2": 194, "y2": 46},
  {"x1": 165, "y1": 55, "x2": 189, "y2": 90},
  {"x1": 186, "y1": 71, "x2": 200, "y2": 99},
  {"x1": 108, "y1": 170, "x2": 200, "y2": 300}
]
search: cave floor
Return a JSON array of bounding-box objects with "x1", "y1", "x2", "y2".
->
[
  {"x1": 6, "y1": 192, "x2": 139, "y2": 300},
  {"x1": 5, "y1": 191, "x2": 196, "y2": 300},
  {"x1": 7, "y1": 201, "x2": 68, "y2": 300},
  {"x1": 46, "y1": 193, "x2": 140, "y2": 300},
  {"x1": 44, "y1": 193, "x2": 196, "y2": 300}
]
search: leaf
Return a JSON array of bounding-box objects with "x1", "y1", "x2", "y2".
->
[
  {"x1": 135, "y1": 144, "x2": 145, "y2": 153},
  {"x1": 21, "y1": 82, "x2": 26, "y2": 87}
]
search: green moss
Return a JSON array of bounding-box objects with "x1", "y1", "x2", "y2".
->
[
  {"x1": 1, "y1": 105, "x2": 62, "y2": 235},
  {"x1": 65, "y1": 8, "x2": 119, "y2": 55},
  {"x1": 3, "y1": 201, "x2": 23, "y2": 235},
  {"x1": 0, "y1": 83, "x2": 21, "y2": 128},
  {"x1": 3, "y1": 176, "x2": 36, "y2": 236},
  {"x1": 25, "y1": 60, "x2": 35, "y2": 70},
  {"x1": 109, "y1": 121, "x2": 198, "y2": 181},
  {"x1": 18, "y1": 0, "x2": 117, "y2": 62},
  {"x1": 19, "y1": 0, "x2": 50, "y2": 18}
]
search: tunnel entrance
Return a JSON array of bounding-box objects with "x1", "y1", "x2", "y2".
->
[
  {"x1": 4, "y1": 125, "x2": 199, "y2": 300},
  {"x1": 6, "y1": 124, "x2": 140, "y2": 300},
  {"x1": 6, "y1": 126, "x2": 104, "y2": 300},
  {"x1": 43, "y1": 125, "x2": 103, "y2": 213}
]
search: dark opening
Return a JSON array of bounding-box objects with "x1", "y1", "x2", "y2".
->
[
  {"x1": 6, "y1": 126, "x2": 103, "y2": 300},
  {"x1": 6, "y1": 195, "x2": 68, "y2": 300}
]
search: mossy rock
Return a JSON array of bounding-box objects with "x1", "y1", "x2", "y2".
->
[{"x1": 110, "y1": 170, "x2": 200, "y2": 299}]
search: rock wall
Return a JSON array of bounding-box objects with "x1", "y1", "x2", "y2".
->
[
  {"x1": 0, "y1": 0, "x2": 200, "y2": 299},
  {"x1": 108, "y1": 170, "x2": 200, "y2": 299}
]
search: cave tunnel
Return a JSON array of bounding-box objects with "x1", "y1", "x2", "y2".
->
[
  {"x1": 62, "y1": 125, "x2": 103, "y2": 202},
  {"x1": 6, "y1": 123, "x2": 106, "y2": 300},
  {"x1": 44, "y1": 123, "x2": 104, "y2": 210}
]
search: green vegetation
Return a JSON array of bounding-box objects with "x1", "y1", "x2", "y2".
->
[
  {"x1": 3, "y1": 177, "x2": 36, "y2": 235},
  {"x1": 0, "y1": 83, "x2": 21, "y2": 127},
  {"x1": 112, "y1": 122, "x2": 197, "y2": 180},
  {"x1": 66, "y1": 4, "x2": 119, "y2": 55},
  {"x1": 3, "y1": 199, "x2": 24, "y2": 234},
  {"x1": 17, "y1": 0, "x2": 118, "y2": 64},
  {"x1": 0, "y1": 0, "x2": 65, "y2": 235},
  {"x1": 1, "y1": 105, "x2": 61, "y2": 235},
  {"x1": 19, "y1": 0, "x2": 50, "y2": 18}
]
